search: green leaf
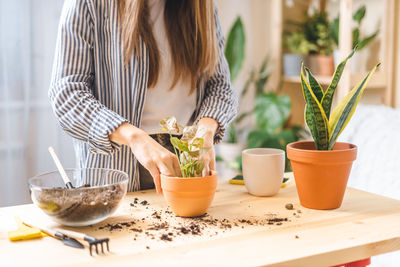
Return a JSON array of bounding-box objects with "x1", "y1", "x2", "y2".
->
[
  {"x1": 352, "y1": 28, "x2": 360, "y2": 49},
  {"x1": 357, "y1": 30, "x2": 379, "y2": 50},
  {"x1": 241, "y1": 71, "x2": 255, "y2": 97},
  {"x1": 255, "y1": 55, "x2": 272, "y2": 95},
  {"x1": 180, "y1": 151, "x2": 190, "y2": 165},
  {"x1": 331, "y1": 17, "x2": 339, "y2": 46},
  {"x1": 170, "y1": 137, "x2": 189, "y2": 152},
  {"x1": 225, "y1": 17, "x2": 245, "y2": 82},
  {"x1": 227, "y1": 124, "x2": 237, "y2": 143},
  {"x1": 160, "y1": 116, "x2": 182, "y2": 134},
  {"x1": 255, "y1": 69, "x2": 272, "y2": 96},
  {"x1": 301, "y1": 65, "x2": 329, "y2": 150},
  {"x1": 246, "y1": 130, "x2": 268, "y2": 149},
  {"x1": 305, "y1": 67, "x2": 324, "y2": 102},
  {"x1": 215, "y1": 155, "x2": 223, "y2": 162},
  {"x1": 353, "y1": 5, "x2": 366, "y2": 25},
  {"x1": 328, "y1": 63, "x2": 380, "y2": 150},
  {"x1": 276, "y1": 129, "x2": 297, "y2": 147},
  {"x1": 254, "y1": 93, "x2": 291, "y2": 133},
  {"x1": 194, "y1": 161, "x2": 205, "y2": 176},
  {"x1": 235, "y1": 111, "x2": 252, "y2": 124},
  {"x1": 181, "y1": 125, "x2": 198, "y2": 141},
  {"x1": 190, "y1": 137, "x2": 204, "y2": 150},
  {"x1": 321, "y1": 48, "x2": 356, "y2": 118}
]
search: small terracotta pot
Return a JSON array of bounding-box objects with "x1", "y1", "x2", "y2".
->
[
  {"x1": 316, "y1": 54, "x2": 334, "y2": 76},
  {"x1": 160, "y1": 171, "x2": 218, "y2": 217},
  {"x1": 287, "y1": 141, "x2": 357, "y2": 210}
]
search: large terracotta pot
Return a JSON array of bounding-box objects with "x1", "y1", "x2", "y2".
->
[
  {"x1": 287, "y1": 141, "x2": 357, "y2": 210},
  {"x1": 160, "y1": 171, "x2": 218, "y2": 217}
]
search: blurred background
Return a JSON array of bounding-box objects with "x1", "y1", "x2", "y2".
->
[{"x1": 1, "y1": 0, "x2": 399, "y2": 264}]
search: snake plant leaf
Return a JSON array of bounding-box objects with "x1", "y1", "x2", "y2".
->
[
  {"x1": 305, "y1": 67, "x2": 324, "y2": 102},
  {"x1": 328, "y1": 63, "x2": 380, "y2": 150},
  {"x1": 321, "y1": 47, "x2": 357, "y2": 119},
  {"x1": 225, "y1": 17, "x2": 245, "y2": 82},
  {"x1": 301, "y1": 65, "x2": 329, "y2": 150}
]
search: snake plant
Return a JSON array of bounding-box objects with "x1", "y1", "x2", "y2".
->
[{"x1": 301, "y1": 48, "x2": 380, "y2": 150}]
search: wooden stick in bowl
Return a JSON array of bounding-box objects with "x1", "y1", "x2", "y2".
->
[{"x1": 48, "y1": 146, "x2": 74, "y2": 189}]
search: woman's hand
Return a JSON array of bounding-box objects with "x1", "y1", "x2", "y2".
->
[
  {"x1": 196, "y1": 118, "x2": 219, "y2": 177},
  {"x1": 110, "y1": 123, "x2": 181, "y2": 194}
]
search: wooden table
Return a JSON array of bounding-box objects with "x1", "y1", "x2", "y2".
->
[{"x1": 2, "y1": 177, "x2": 400, "y2": 267}]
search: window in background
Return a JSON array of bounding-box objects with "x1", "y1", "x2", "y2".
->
[{"x1": 0, "y1": 0, "x2": 75, "y2": 206}]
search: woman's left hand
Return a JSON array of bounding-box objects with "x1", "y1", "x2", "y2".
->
[
  {"x1": 196, "y1": 118, "x2": 219, "y2": 177},
  {"x1": 200, "y1": 130, "x2": 216, "y2": 177}
]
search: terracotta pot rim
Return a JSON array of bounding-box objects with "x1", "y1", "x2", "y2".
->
[
  {"x1": 287, "y1": 141, "x2": 357, "y2": 164},
  {"x1": 160, "y1": 170, "x2": 218, "y2": 181},
  {"x1": 287, "y1": 141, "x2": 357, "y2": 153}
]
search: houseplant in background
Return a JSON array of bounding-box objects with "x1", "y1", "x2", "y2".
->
[
  {"x1": 215, "y1": 16, "x2": 246, "y2": 180},
  {"x1": 283, "y1": 31, "x2": 317, "y2": 77},
  {"x1": 244, "y1": 55, "x2": 304, "y2": 172},
  {"x1": 229, "y1": 56, "x2": 305, "y2": 181},
  {"x1": 303, "y1": 10, "x2": 335, "y2": 76},
  {"x1": 159, "y1": 117, "x2": 217, "y2": 217},
  {"x1": 331, "y1": 5, "x2": 379, "y2": 72},
  {"x1": 287, "y1": 47, "x2": 379, "y2": 210}
]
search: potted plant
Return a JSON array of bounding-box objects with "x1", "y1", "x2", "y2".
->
[
  {"x1": 331, "y1": 5, "x2": 379, "y2": 72},
  {"x1": 159, "y1": 117, "x2": 217, "y2": 217},
  {"x1": 303, "y1": 11, "x2": 335, "y2": 76},
  {"x1": 287, "y1": 48, "x2": 379, "y2": 210},
  {"x1": 283, "y1": 31, "x2": 317, "y2": 77}
]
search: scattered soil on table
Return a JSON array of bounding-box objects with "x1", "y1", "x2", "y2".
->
[
  {"x1": 36, "y1": 184, "x2": 126, "y2": 224},
  {"x1": 96, "y1": 197, "x2": 296, "y2": 244}
]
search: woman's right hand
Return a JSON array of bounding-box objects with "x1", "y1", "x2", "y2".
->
[{"x1": 109, "y1": 123, "x2": 181, "y2": 194}]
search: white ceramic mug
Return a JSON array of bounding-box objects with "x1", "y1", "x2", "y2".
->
[{"x1": 242, "y1": 148, "x2": 285, "y2": 196}]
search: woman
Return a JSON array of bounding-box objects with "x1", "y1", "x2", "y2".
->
[{"x1": 49, "y1": 0, "x2": 238, "y2": 193}]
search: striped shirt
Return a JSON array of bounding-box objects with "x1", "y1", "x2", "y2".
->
[{"x1": 49, "y1": 0, "x2": 238, "y2": 192}]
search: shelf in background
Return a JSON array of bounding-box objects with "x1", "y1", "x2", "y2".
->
[{"x1": 283, "y1": 71, "x2": 386, "y2": 89}]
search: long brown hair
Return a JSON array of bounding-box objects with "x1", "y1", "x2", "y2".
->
[{"x1": 118, "y1": 0, "x2": 218, "y2": 93}]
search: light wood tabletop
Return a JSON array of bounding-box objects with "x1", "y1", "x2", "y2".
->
[{"x1": 1, "y1": 175, "x2": 400, "y2": 267}]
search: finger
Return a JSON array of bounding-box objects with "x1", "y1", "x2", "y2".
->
[
  {"x1": 209, "y1": 150, "x2": 216, "y2": 171},
  {"x1": 147, "y1": 165, "x2": 162, "y2": 194},
  {"x1": 202, "y1": 159, "x2": 210, "y2": 177},
  {"x1": 158, "y1": 160, "x2": 176, "y2": 177},
  {"x1": 173, "y1": 157, "x2": 181, "y2": 177}
]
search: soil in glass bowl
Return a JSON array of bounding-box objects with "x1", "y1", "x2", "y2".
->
[{"x1": 29, "y1": 168, "x2": 128, "y2": 226}]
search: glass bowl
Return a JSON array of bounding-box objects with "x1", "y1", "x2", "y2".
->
[{"x1": 28, "y1": 168, "x2": 128, "y2": 227}]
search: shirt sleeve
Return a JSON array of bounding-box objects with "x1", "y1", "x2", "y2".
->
[
  {"x1": 195, "y1": 6, "x2": 239, "y2": 144},
  {"x1": 48, "y1": 0, "x2": 127, "y2": 155}
]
